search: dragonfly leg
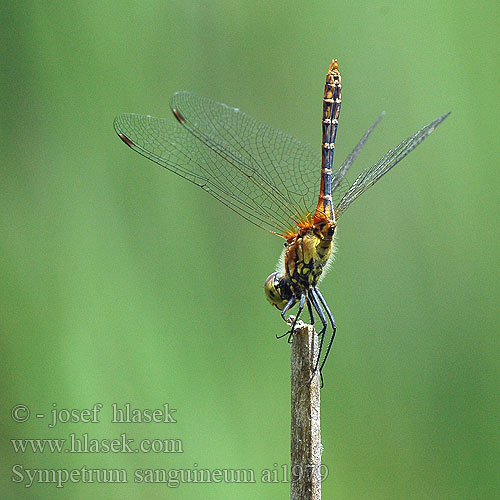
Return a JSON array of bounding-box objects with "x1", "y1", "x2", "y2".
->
[
  {"x1": 306, "y1": 297, "x2": 315, "y2": 325},
  {"x1": 308, "y1": 288, "x2": 329, "y2": 387},
  {"x1": 286, "y1": 292, "x2": 306, "y2": 344},
  {"x1": 281, "y1": 296, "x2": 296, "y2": 320},
  {"x1": 313, "y1": 287, "x2": 337, "y2": 381},
  {"x1": 276, "y1": 296, "x2": 297, "y2": 339}
]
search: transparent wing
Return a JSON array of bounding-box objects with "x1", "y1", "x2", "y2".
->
[
  {"x1": 332, "y1": 112, "x2": 385, "y2": 193},
  {"x1": 335, "y1": 112, "x2": 451, "y2": 217},
  {"x1": 115, "y1": 92, "x2": 324, "y2": 236}
]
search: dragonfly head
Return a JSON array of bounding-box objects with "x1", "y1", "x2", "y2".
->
[{"x1": 264, "y1": 272, "x2": 293, "y2": 310}]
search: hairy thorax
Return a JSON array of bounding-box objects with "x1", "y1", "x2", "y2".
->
[{"x1": 284, "y1": 220, "x2": 336, "y2": 293}]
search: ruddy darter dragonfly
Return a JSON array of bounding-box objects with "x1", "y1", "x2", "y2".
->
[{"x1": 114, "y1": 60, "x2": 450, "y2": 386}]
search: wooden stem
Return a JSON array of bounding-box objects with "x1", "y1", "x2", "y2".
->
[{"x1": 290, "y1": 321, "x2": 322, "y2": 500}]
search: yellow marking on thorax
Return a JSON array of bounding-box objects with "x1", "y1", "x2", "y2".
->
[{"x1": 284, "y1": 227, "x2": 335, "y2": 288}]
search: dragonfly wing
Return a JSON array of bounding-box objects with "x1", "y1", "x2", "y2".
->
[
  {"x1": 114, "y1": 112, "x2": 306, "y2": 236},
  {"x1": 332, "y1": 112, "x2": 385, "y2": 193},
  {"x1": 335, "y1": 112, "x2": 451, "y2": 217},
  {"x1": 169, "y1": 92, "x2": 321, "y2": 231}
]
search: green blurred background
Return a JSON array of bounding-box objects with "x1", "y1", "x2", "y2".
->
[{"x1": 2, "y1": 0, "x2": 499, "y2": 499}]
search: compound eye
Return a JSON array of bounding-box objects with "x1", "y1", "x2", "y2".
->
[{"x1": 264, "y1": 272, "x2": 289, "y2": 310}]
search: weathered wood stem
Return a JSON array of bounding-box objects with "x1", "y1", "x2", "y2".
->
[{"x1": 290, "y1": 321, "x2": 322, "y2": 500}]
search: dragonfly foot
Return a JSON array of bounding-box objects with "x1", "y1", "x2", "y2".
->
[
  {"x1": 307, "y1": 368, "x2": 324, "y2": 388},
  {"x1": 275, "y1": 330, "x2": 290, "y2": 339}
]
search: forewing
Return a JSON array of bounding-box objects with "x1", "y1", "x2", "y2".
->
[
  {"x1": 169, "y1": 92, "x2": 322, "y2": 229},
  {"x1": 114, "y1": 93, "x2": 322, "y2": 236}
]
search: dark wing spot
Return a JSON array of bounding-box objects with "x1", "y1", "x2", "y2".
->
[
  {"x1": 118, "y1": 133, "x2": 135, "y2": 148},
  {"x1": 171, "y1": 107, "x2": 186, "y2": 124}
]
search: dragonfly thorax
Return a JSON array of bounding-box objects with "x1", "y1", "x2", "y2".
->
[
  {"x1": 264, "y1": 220, "x2": 336, "y2": 310},
  {"x1": 285, "y1": 221, "x2": 335, "y2": 291}
]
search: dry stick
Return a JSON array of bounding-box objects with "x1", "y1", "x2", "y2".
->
[{"x1": 290, "y1": 320, "x2": 322, "y2": 500}]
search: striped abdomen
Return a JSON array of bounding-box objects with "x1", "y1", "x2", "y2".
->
[{"x1": 315, "y1": 59, "x2": 342, "y2": 223}]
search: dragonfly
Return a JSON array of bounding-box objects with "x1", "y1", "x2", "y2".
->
[{"x1": 114, "y1": 60, "x2": 450, "y2": 387}]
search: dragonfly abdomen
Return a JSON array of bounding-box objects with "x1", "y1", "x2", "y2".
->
[{"x1": 316, "y1": 59, "x2": 342, "y2": 223}]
